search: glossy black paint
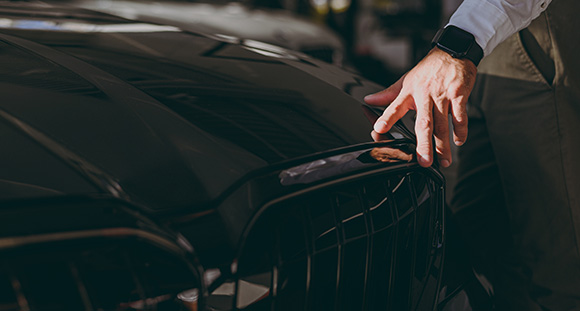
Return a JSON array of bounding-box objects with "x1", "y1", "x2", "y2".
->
[
  {"x1": 0, "y1": 198, "x2": 204, "y2": 310},
  {"x1": 232, "y1": 168, "x2": 445, "y2": 311},
  {"x1": 0, "y1": 3, "x2": 489, "y2": 310},
  {"x1": 0, "y1": 3, "x2": 378, "y2": 210}
]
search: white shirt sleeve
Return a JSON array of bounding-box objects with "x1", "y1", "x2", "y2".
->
[{"x1": 447, "y1": 0, "x2": 552, "y2": 56}]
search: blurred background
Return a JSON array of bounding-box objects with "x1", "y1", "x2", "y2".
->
[{"x1": 247, "y1": 0, "x2": 464, "y2": 85}]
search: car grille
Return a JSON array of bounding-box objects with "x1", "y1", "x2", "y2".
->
[
  {"x1": 214, "y1": 170, "x2": 444, "y2": 310},
  {"x1": 0, "y1": 234, "x2": 202, "y2": 311}
]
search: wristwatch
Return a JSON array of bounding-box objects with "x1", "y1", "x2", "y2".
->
[{"x1": 432, "y1": 25, "x2": 483, "y2": 66}]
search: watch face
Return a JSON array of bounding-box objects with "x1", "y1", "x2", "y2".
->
[{"x1": 438, "y1": 26, "x2": 473, "y2": 55}]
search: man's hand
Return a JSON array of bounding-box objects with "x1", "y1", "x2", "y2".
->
[{"x1": 364, "y1": 47, "x2": 477, "y2": 168}]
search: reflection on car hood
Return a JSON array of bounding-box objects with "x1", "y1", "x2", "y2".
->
[{"x1": 0, "y1": 3, "x2": 386, "y2": 211}]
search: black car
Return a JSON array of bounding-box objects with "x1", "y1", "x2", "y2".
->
[
  {"x1": 0, "y1": 198, "x2": 204, "y2": 310},
  {"x1": 0, "y1": 2, "x2": 488, "y2": 310}
]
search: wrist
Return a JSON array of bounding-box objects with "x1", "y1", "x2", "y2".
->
[{"x1": 431, "y1": 47, "x2": 478, "y2": 72}]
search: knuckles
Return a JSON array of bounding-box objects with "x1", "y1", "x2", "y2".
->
[{"x1": 415, "y1": 117, "x2": 432, "y2": 133}]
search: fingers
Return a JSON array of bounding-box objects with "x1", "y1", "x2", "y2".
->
[
  {"x1": 433, "y1": 100, "x2": 451, "y2": 167},
  {"x1": 370, "y1": 130, "x2": 383, "y2": 142},
  {"x1": 364, "y1": 48, "x2": 475, "y2": 168},
  {"x1": 371, "y1": 92, "x2": 455, "y2": 168},
  {"x1": 451, "y1": 96, "x2": 468, "y2": 146},
  {"x1": 373, "y1": 95, "x2": 412, "y2": 133},
  {"x1": 364, "y1": 75, "x2": 405, "y2": 107},
  {"x1": 373, "y1": 96, "x2": 455, "y2": 168},
  {"x1": 414, "y1": 95, "x2": 434, "y2": 167}
]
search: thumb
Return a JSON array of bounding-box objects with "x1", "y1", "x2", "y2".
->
[{"x1": 364, "y1": 74, "x2": 405, "y2": 107}]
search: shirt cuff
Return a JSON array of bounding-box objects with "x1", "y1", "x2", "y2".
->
[
  {"x1": 447, "y1": 0, "x2": 551, "y2": 57},
  {"x1": 447, "y1": 0, "x2": 514, "y2": 57}
]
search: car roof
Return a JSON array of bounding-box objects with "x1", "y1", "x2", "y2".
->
[{"x1": 0, "y1": 3, "x2": 392, "y2": 211}]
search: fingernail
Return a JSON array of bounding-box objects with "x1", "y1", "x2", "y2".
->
[
  {"x1": 454, "y1": 140, "x2": 464, "y2": 146},
  {"x1": 419, "y1": 154, "x2": 431, "y2": 165},
  {"x1": 374, "y1": 120, "x2": 387, "y2": 132},
  {"x1": 441, "y1": 159, "x2": 450, "y2": 168}
]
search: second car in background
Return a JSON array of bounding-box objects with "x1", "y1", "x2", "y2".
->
[{"x1": 46, "y1": 0, "x2": 346, "y2": 65}]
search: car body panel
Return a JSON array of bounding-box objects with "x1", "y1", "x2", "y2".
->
[
  {"x1": 0, "y1": 198, "x2": 204, "y2": 310},
  {"x1": 0, "y1": 3, "x2": 489, "y2": 310},
  {"x1": 0, "y1": 3, "x2": 379, "y2": 211}
]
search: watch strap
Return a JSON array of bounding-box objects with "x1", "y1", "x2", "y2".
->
[
  {"x1": 432, "y1": 26, "x2": 483, "y2": 66},
  {"x1": 463, "y1": 38, "x2": 483, "y2": 66}
]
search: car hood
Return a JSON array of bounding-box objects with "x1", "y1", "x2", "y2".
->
[{"x1": 0, "y1": 3, "x2": 386, "y2": 211}]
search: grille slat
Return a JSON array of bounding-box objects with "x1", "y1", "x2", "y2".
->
[{"x1": 235, "y1": 171, "x2": 444, "y2": 310}]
